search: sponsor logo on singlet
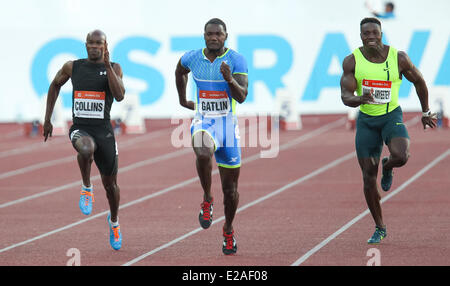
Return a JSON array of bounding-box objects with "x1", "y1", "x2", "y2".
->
[
  {"x1": 74, "y1": 90, "x2": 105, "y2": 119},
  {"x1": 199, "y1": 90, "x2": 230, "y2": 117},
  {"x1": 362, "y1": 79, "x2": 392, "y2": 104}
]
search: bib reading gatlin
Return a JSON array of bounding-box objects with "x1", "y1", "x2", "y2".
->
[{"x1": 199, "y1": 90, "x2": 230, "y2": 117}]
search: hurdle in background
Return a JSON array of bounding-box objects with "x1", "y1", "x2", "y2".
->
[
  {"x1": 112, "y1": 92, "x2": 146, "y2": 135},
  {"x1": 429, "y1": 86, "x2": 450, "y2": 128},
  {"x1": 274, "y1": 88, "x2": 302, "y2": 131},
  {"x1": 25, "y1": 94, "x2": 68, "y2": 137}
]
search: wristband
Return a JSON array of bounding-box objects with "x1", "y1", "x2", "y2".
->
[{"x1": 422, "y1": 110, "x2": 431, "y2": 117}]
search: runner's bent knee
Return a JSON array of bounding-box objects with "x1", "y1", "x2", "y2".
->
[
  {"x1": 73, "y1": 138, "x2": 93, "y2": 156},
  {"x1": 76, "y1": 138, "x2": 95, "y2": 158},
  {"x1": 195, "y1": 147, "x2": 214, "y2": 163},
  {"x1": 391, "y1": 151, "x2": 409, "y2": 166},
  {"x1": 192, "y1": 131, "x2": 215, "y2": 149}
]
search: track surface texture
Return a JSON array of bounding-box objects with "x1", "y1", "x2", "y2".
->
[{"x1": 0, "y1": 114, "x2": 449, "y2": 266}]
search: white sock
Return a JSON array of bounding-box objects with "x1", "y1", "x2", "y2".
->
[
  {"x1": 82, "y1": 183, "x2": 93, "y2": 191},
  {"x1": 110, "y1": 217, "x2": 119, "y2": 227}
]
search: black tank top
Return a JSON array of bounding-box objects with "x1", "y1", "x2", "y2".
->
[{"x1": 71, "y1": 59, "x2": 115, "y2": 125}]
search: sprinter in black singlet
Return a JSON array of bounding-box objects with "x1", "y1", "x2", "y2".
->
[{"x1": 43, "y1": 30, "x2": 125, "y2": 250}]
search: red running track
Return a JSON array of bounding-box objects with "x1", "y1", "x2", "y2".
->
[{"x1": 0, "y1": 114, "x2": 449, "y2": 266}]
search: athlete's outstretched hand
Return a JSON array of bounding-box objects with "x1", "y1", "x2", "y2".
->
[
  {"x1": 421, "y1": 112, "x2": 437, "y2": 129},
  {"x1": 43, "y1": 120, "x2": 53, "y2": 142},
  {"x1": 220, "y1": 61, "x2": 232, "y2": 83}
]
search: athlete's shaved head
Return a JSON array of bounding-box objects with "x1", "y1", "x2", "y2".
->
[
  {"x1": 85, "y1": 30, "x2": 107, "y2": 62},
  {"x1": 86, "y1": 29, "x2": 106, "y2": 42}
]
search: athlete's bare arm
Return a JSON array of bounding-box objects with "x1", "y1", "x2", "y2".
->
[
  {"x1": 340, "y1": 54, "x2": 374, "y2": 107},
  {"x1": 175, "y1": 59, "x2": 195, "y2": 110},
  {"x1": 220, "y1": 62, "x2": 248, "y2": 103},
  {"x1": 398, "y1": 51, "x2": 436, "y2": 129},
  {"x1": 398, "y1": 51, "x2": 428, "y2": 111},
  {"x1": 104, "y1": 41, "x2": 125, "y2": 102},
  {"x1": 43, "y1": 61, "x2": 73, "y2": 141}
]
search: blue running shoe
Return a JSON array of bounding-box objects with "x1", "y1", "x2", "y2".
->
[
  {"x1": 367, "y1": 226, "x2": 387, "y2": 244},
  {"x1": 79, "y1": 186, "x2": 94, "y2": 215},
  {"x1": 107, "y1": 214, "x2": 122, "y2": 251},
  {"x1": 381, "y1": 157, "x2": 393, "y2": 192}
]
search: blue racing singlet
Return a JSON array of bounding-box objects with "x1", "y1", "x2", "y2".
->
[
  {"x1": 181, "y1": 48, "x2": 248, "y2": 118},
  {"x1": 181, "y1": 48, "x2": 248, "y2": 168}
]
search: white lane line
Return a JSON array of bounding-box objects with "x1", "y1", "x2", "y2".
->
[
  {"x1": 1, "y1": 128, "x2": 24, "y2": 139},
  {"x1": 0, "y1": 148, "x2": 191, "y2": 209},
  {"x1": 0, "y1": 118, "x2": 346, "y2": 254},
  {"x1": 0, "y1": 126, "x2": 174, "y2": 181},
  {"x1": 123, "y1": 115, "x2": 425, "y2": 266},
  {"x1": 290, "y1": 148, "x2": 450, "y2": 266},
  {"x1": 0, "y1": 124, "x2": 175, "y2": 159},
  {"x1": 0, "y1": 118, "x2": 344, "y2": 208},
  {"x1": 123, "y1": 151, "x2": 357, "y2": 266},
  {"x1": 0, "y1": 137, "x2": 67, "y2": 159},
  {"x1": 0, "y1": 156, "x2": 74, "y2": 180}
]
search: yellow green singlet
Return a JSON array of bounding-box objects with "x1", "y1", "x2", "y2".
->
[{"x1": 353, "y1": 46, "x2": 402, "y2": 116}]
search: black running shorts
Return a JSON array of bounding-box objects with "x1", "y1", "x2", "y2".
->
[{"x1": 69, "y1": 122, "x2": 118, "y2": 176}]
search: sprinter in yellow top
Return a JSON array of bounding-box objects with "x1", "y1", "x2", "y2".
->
[{"x1": 340, "y1": 18, "x2": 436, "y2": 244}]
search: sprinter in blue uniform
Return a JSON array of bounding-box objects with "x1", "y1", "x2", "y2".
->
[{"x1": 175, "y1": 18, "x2": 248, "y2": 255}]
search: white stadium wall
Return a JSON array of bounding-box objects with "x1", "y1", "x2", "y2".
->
[{"x1": 0, "y1": 0, "x2": 449, "y2": 122}]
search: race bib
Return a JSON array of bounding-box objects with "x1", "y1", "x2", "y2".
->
[
  {"x1": 73, "y1": 90, "x2": 105, "y2": 119},
  {"x1": 199, "y1": 90, "x2": 230, "y2": 117},
  {"x1": 362, "y1": 79, "x2": 392, "y2": 104}
]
